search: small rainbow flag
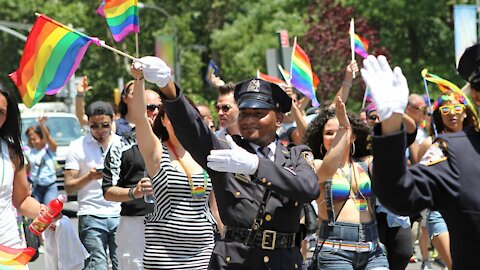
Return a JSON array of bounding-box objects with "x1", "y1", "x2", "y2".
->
[
  {"x1": 99, "y1": 0, "x2": 139, "y2": 42},
  {"x1": 290, "y1": 38, "x2": 320, "y2": 107},
  {"x1": 256, "y1": 70, "x2": 286, "y2": 86},
  {"x1": 0, "y1": 245, "x2": 36, "y2": 269},
  {"x1": 353, "y1": 34, "x2": 369, "y2": 58},
  {"x1": 9, "y1": 14, "x2": 93, "y2": 108},
  {"x1": 205, "y1": 60, "x2": 219, "y2": 86}
]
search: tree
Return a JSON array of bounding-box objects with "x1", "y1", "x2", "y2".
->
[{"x1": 302, "y1": 0, "x2": 388, "y2": 111}]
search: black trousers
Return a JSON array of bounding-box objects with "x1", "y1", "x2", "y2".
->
[{"x1": 376, "y1": 212, "x2": 413, "y2": 270}]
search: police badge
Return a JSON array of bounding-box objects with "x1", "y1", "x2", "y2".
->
[{"x1": 246, "y1": 79, "x2": 261, "y2": 92}]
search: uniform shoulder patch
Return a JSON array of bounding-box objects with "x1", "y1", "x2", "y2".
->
[
  {"x1": 419, "y1": 140, "x2": 448, "y2": 166},
  {"x1": 302, "y1": 151, "x2": 315, "y2": 171}
]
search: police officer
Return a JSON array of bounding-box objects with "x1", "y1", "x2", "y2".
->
[
  {"x1": 137, "y1": 56, "x2": 319, "y2": 269},
  {"x1": 458, "y1": 43, "x2": 480, "y2": 109},
  {"x1": 361, "y1": 54, "x2": 480, "y2": 270}
]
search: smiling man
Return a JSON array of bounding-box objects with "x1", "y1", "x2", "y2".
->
[{"x1": 137, "y1": 56, "x2": 319, "y2": 270}]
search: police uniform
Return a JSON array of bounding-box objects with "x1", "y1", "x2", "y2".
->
[{"x1": 162, "y1": 79, "x2": 320, "y2": 269}]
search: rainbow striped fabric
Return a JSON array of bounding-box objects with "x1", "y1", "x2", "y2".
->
[
  {"x1": 353, "y1": 34, "x2": 369, "y2": 58},
  {"x1": 99, "y1": 0, "x2": 139, "y2": 42},
  {"x1": 290, "y1": 40, "x2": 320, "y2": 107},
  {"x1": 0, "y1": 245, "x2": 36, "y2": 269},
  {"x1": 9, "y1": 14, "x2": 93, "y2": 108},
  {"x1": 256, "y1": 70, "x2": 286, "y2": 86}
]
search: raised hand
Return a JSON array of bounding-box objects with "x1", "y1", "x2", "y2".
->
[
  {"x1": 207, "y1": 135, "x2": 259, "y2": 175},
  {"x1": 137, "y1": 56, "x2": 171, "y2": 88},
  {"x1": 360, "y1": 55, "x2": 409, "y2": 120},
  {"x1": 76, "y1": 76, "x2": 92, "y2": 96},
  {"x1": 344, "y1": 60, "x2": 359, "y2": 84},
  {"x1": 335, "y1": 96, "x2": 350, "y2": 129}
]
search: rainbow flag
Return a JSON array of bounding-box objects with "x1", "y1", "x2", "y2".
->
[
  {"x1": 0, "y1": 245, "x2": 36, "y2": 269},
  {"x1": 9, "y1": 14, "x2": 93, "y2": 108},
  {"x1": 205, "y1": 60, "x2": 219, "y2": 86},
  {"x1": 257, "y1": 70, "x2": 286, "y2": 86},
  {"x1": 100, "y1": 0, "x2": 139, "y2": 42},
  {"x1": 353, "y1": 34, "x2": 369, "y2": 58},
  {"x1": 290, "y1": 38, "x2": 320, "y2": 107}
]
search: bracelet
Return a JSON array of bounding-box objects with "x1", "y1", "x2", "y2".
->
[
  {"x1": 342, "y1": 81, "x2": 352, "y2": 88},
  {"x1": 134, "y1": 76, "x2": 144, "y2": 81},
  {"x1": 76, "y1": 92, "x2": 84, "y2": 98},
  {"x1": 128, "y1": 187, "x2": 136, "y2": 200}
]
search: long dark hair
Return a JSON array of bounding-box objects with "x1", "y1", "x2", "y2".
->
[
  {"x1": 304, "y1": 107, "x2": 371, "y2": 160},
  {"x1": 0, "y1": 84, "x2": 24, "y2": 168},
  {"x1": 118, "y1": 81, "x2": 134, "y2": 117}
]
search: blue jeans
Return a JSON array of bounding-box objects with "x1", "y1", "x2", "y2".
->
[
  {"x1": 32, "y1": 183, "x2": 59, "y2": 204},
  {"x1": 426, "y1": 210, "x2": 448, "y2": 239},
  {"x1": 317, "y1": 221, "x2": 389, "y2": 270},
  {"x1": 79, "y1": 215, "x2": 119, "y2": 270}
]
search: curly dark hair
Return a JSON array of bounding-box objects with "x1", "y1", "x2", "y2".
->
[
  {"x1": 304, "y1": 107, "x2": 371, "y2": 160},
  {"x1": 429, "y1": 93, "x2": 476, "y2": 135}
]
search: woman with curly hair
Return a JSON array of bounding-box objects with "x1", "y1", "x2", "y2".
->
[
  {"x1": 304, "y1": 97, "x2": 389, "y2": 269},
  {"x1": 416, "y1": 91, "x2": 476, "y2": 270}
]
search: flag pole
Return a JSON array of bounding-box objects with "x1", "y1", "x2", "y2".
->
[
  {"x1": 34, "y1": 13, "x2": 143, "y2": 63},
  {"x1": 350, "y1": 18, "x2": 356, "y2": 79},
  {"x1": 422, "y1": 76, "x2": 438, "y2": 137},
  {"x1": 135, "y1": 33, "x2": 139, "y2": 58},
  {"x1": 277, "y1": 64, "x2": 291, "y2": 86}
]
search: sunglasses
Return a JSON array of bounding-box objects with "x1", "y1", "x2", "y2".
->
[
  {"x1": 368, "y1": 115, "x2": 379, "y2": 121},
  {"x1": 215, "y1": 104, "x2": 232, "y2": 113},
  {"x1": 146, "y1": 104, "x2": 161, "y2": 112},
  {"x1": 90, "y1": 123, "x2": 111, "y2": 129},
  {"x1": 439, "y1": 104, "x2": 465, "y2": 115}
]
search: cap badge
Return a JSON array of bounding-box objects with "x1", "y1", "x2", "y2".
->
[{"x1": 247, "y1": 79, "x2": 261, "y2": 92}]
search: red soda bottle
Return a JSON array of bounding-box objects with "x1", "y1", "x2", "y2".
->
[{"x1": 29, "y1": 194, "x2": 66, "y2": 236}]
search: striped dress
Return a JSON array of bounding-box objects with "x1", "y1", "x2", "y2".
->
[{"x1": 143, "y1": 144, "x2": 215, "y2": 269}]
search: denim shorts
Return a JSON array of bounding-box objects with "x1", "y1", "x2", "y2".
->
[
  {"x1": 426, "y1": 210, "x2": 448, "y2": 239},
  {"x1": 317, "y1": 221, "x2": 389, "y2": 270}
]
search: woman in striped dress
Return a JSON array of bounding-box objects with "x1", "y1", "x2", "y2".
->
[{"x1": 130, "y1": 66, "x2": 215, "y2": 269}]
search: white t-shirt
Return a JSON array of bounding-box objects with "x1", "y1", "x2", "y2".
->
[{"x1": 65, "y1": 132, "x2": 121, "y2": 217}]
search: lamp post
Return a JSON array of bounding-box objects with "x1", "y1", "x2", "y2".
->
[{"x1": 138, "y1": 2, "x2": 180, "y2": 85}]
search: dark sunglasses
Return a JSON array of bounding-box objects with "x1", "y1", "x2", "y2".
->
[
  {"x1": 368, "y1": 115, "x2": 379, "y2": 121},
  {"x1": 90, "y1": 123, "x2": 111, "y2": 129},
  {"x1": 146, "y1": 104, "x2": 161, "y2": 112},
  {"x1": 215, "y1": 104, "x2": 232, "y2": 113}
]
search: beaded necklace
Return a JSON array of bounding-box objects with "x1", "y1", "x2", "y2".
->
[
  {"x1": 338, "y1": 160, "x2": 368, "y2": 211},
  {"x1": 166, "y1": 141, "x2": 208, "y2": 199}
]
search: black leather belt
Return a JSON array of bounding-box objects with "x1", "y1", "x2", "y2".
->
[{"x1": 222, "y1": 226, "x2": 296, "y2": 250}]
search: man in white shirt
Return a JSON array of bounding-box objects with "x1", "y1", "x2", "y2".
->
[{"x1": 64, "y1": 101, "x2": 121, "y2": 270}]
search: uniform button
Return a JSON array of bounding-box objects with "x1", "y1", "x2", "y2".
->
[
  {"x1": 235, "y1": 191, "x2": 241, "y2": 196},
  {"x1": 261, "y1": 178, "x2": 267, "y2": 183},
  {"x1": 265, "y1": 214, "x2": 272, "y2": 221},
  {"x1": 294, "y1": 263, "x2": 298, "y2": 268},
  {"x1": 267, "y1": 182, "x2": 272, "y2": 186},
  {"x1": 263, "y1": 256, "x2": 269, "y2": 263},
  {"x1": 294, "y1": 201, "x2": 299, "y2": 207},
  {"x1": 225, "y1": 256, "x2": 231, "y2": 263}
]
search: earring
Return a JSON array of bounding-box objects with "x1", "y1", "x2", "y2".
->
[
  {"x1": 320, "y1": 143, "x2": 324, "y2": 156},
  {"x1": 351, "y1": 142, "x2": 356, "y2": 156}
]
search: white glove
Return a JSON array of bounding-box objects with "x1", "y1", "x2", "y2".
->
[
  {"x1": 138, "y1": 56, "x2": 171, "y2": 88},
  {"x1": 207, "y1": 135, "x2": 259, "y2": 175},
  {"x1": 360, "y1": 55, "x2": 409, "y2": 120}
]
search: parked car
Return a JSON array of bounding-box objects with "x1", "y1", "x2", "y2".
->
[{"x1": 21, "y1": 111, "x2": 84, "y2": 203}]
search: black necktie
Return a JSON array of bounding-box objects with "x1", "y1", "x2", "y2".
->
[{"x1": 258, "y1": 146, "x2": 271, "y2": 158}]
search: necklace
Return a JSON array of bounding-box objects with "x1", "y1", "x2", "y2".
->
[
  {"x1": 166, "y1": 141, "x2": 208, "y2": 199},
  {"x1": 338, "y1": 160, "x2": 368, "y2": 211}
]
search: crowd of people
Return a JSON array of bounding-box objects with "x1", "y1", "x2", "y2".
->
[{"x1": 2, "y1": 42, "x2": 480, "y2": 270}]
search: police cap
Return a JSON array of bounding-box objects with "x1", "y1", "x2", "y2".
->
[
  {"x1": 458, "y1": 43, "x2": 480, "y2": 90},
  {"x1": 234, "y1": 78, "x2": 292, "y2": 113}
]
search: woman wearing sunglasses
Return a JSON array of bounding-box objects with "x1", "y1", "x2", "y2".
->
[{"x1": 417, "y1": 92, "x2": 475, "y2": 270}]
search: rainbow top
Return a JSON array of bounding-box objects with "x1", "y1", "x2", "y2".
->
[
  {"x1": 9, "y1": 14, "x2": 93, "y2": 108},
  {"x1": 353, "y1": 34, "x2": 369, "y2": 58},
  {"x1": 100, "y1": 0, "x2": 139, "y2": 42},
  {"x1": 290, "y1": 40, "x2": 320, "y2": 107},
  {"x1": 257, "y1": 70, "x2": 286, "y2": 86},
  {"x1": 0, "y1": 245, "x2": 36, "y2": 269}
]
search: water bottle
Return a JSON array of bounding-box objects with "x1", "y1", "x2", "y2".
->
[
  {"x1": 144, "y1": 178, "x2": 155, "y2": 204},
  {"x1": 29, "y1": 194, "x2": 66, "y2": 236}
]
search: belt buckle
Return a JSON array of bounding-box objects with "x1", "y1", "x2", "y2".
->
[
  {"x1": 355, "y1": 242, "x2": 362, "y2": 253},
  {"x1": 261, "y1": 230, "x2": 276, "y2": 250}
]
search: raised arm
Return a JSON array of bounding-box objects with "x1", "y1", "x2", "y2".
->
[
  {"x1": 75, "y1": 76, "x2": 90, "y2": 126},
  {"x1": 316, "y1": 97, "x2": 352, "y2": 183},
  {"x1": 329, "y1": 60, "x2": 359, "y2": 108},
  {"x1": 130, "y1": 63, "x2": 163, "y2": 177},
  {"x1": 38, "y1": 116, "x2": 57, "y2": 152}
]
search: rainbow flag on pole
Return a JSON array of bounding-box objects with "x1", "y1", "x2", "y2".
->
[
  {"x1": 9, "y1": 14, "x2": 93, "y2": 108},
  {"x1": 353, "y1": 34, "x2": 369, "y2": 58},
  {"x1": 0, "y1": 245, "x2": 36, "y2": 269},
  {"x1": 290, "y1": 37, "x2": 320, "y2": 107},
  {"x1": 99, "y1": 0, "x2": 139, "y2": 42}
]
